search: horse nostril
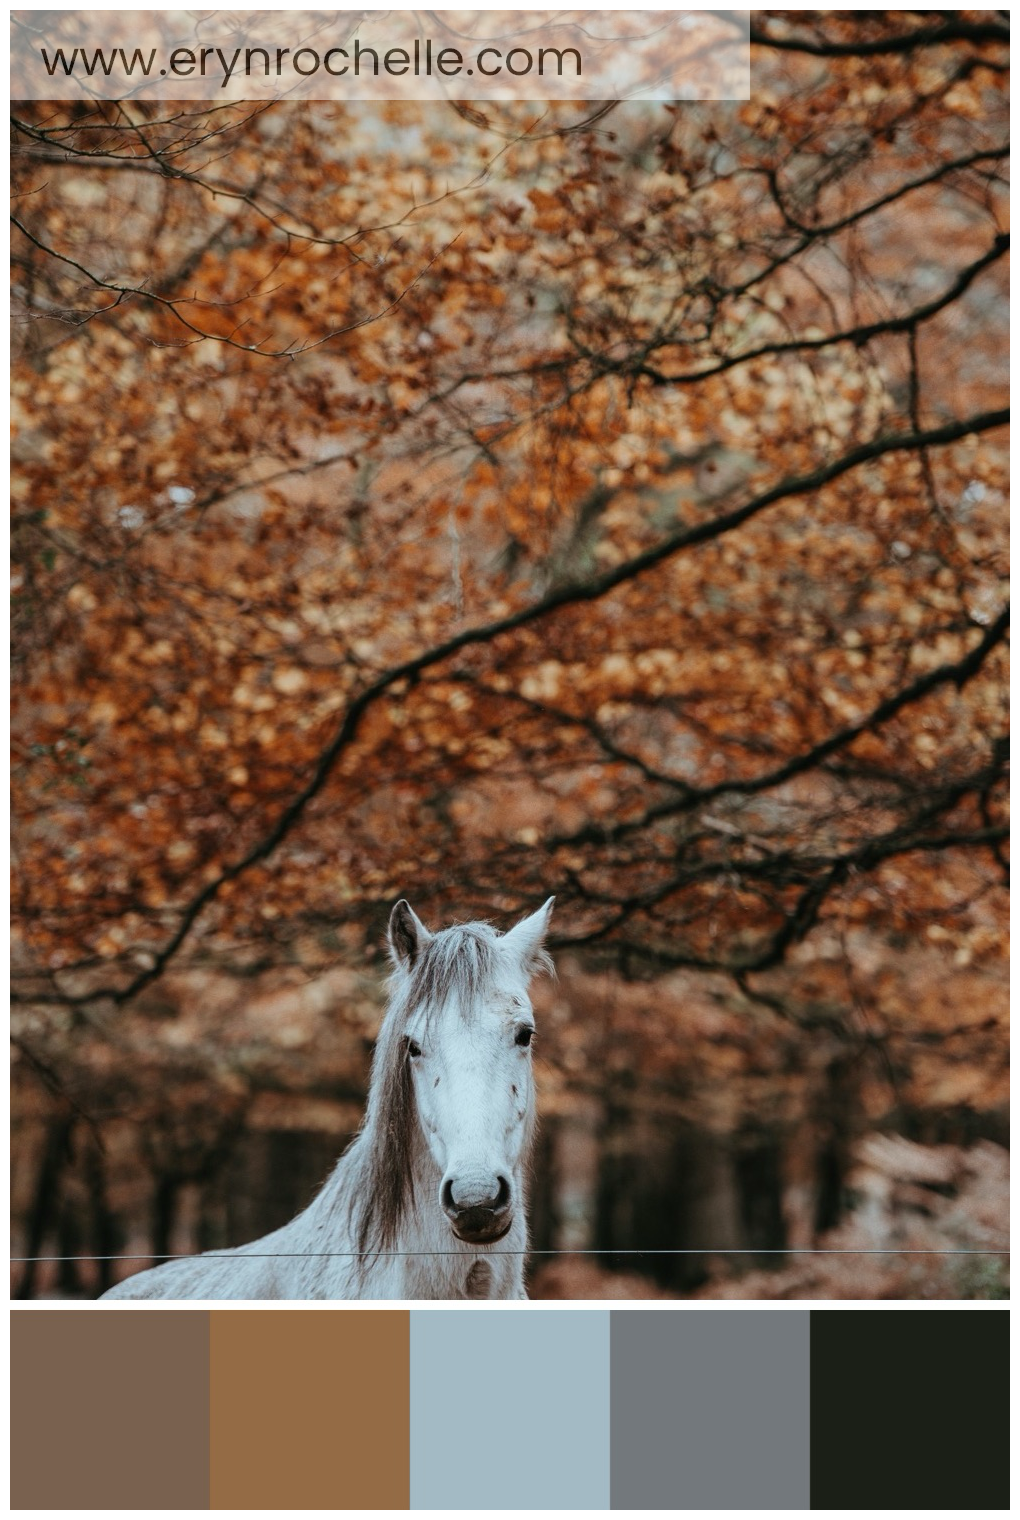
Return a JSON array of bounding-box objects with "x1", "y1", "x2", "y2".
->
[
  {"x1": 441, "y1": 1178, "x2": 457, "y2": 1217},
  {"x1": 494, "y1": 1175, "x2": 511, "y2": 1212}
]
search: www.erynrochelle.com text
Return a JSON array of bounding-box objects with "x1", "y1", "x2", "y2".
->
[{"x1": 39, "y1": 38, "x2": 584, "y2": 88}]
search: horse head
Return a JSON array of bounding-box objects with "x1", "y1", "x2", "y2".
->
[{"x1": 386, "y1": 897, "x2": 554, "y2": 1247}]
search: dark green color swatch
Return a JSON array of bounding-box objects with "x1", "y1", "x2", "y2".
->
[{"x1": 810, "y1": 1309, "x2": 1009, "y2": 1510}]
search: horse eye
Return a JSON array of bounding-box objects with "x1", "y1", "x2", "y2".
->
[
  {"x1": 406, "y1": 1039, "x2": 422, "y2": 1059},
  {"x1": 515, "y1": 1026, "x2": 534, "y2": 1049}
]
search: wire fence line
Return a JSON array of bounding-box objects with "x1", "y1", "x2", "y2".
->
[{"x1": 10, "y1": 1247, "x2": 1009, "y2": 1262}]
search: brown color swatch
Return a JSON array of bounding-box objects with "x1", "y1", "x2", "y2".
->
[
  {"x1": 209, "y1": 1310, "x2": 409, "y2": 1510},
  {"x1": 10, "y1": 1309, "x2": 210, "y2": 1509}
]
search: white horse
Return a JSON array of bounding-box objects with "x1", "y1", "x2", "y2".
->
[{"x1": 101, "y1": 898, "x2": 553, "y2": 1300}]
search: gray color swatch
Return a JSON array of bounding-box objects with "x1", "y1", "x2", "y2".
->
[
  {"x1": 411, "y1": 1309, "x2": 610, "y2": 1509},
  {"x1": 611, "y1": 1309, "x2": 810, "y2": 1509}
]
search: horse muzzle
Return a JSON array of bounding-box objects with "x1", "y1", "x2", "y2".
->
[{"x1": 441, "y1": 1174, "x2": 513, "y2": 1245}]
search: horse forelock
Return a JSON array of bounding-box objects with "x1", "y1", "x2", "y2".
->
[{"x1": 405, "y1": 922, "x2": 503, "y2": 1027}]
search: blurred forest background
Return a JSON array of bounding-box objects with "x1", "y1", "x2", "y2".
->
[{"x1": 11, "y1": 12, "x2": 1009, "y2": 1299}]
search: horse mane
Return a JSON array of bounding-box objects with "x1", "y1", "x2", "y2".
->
[
  {"x1": 348, "y1": 922, "x2": 505, "y2": 1264},
  {"x1": 351, "y1": 1018, "x2": 415, "y2": 1262}
]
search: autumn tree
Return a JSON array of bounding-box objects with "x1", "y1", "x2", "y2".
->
[{"x1": 11, "y1": 12, "x2": 1008, "y2": 1293}]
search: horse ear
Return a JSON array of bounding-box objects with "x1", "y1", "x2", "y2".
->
[
  {"x1": 388, "y1": 900, "x2": 430, "y2": 971},
  {"x1": 503, "y1": 896, "x2": 555, "y2": 977}
]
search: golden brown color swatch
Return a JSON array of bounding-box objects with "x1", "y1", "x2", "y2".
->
[
  {"x1": 10, "y1": 1309, "x2": 210, "y2": 1509},
  {"x1": 209, "y1": 1309, "x2": 409, "y2": 1509}
]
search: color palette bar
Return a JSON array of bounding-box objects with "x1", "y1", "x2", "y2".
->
[{"x1": 10, "y1": 1309, "x2": 1008, "y2": 1510}]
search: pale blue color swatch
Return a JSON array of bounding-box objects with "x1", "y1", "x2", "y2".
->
[{"x1": 410, "y1": 1309, "x2": 610, "y2": 1509}]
